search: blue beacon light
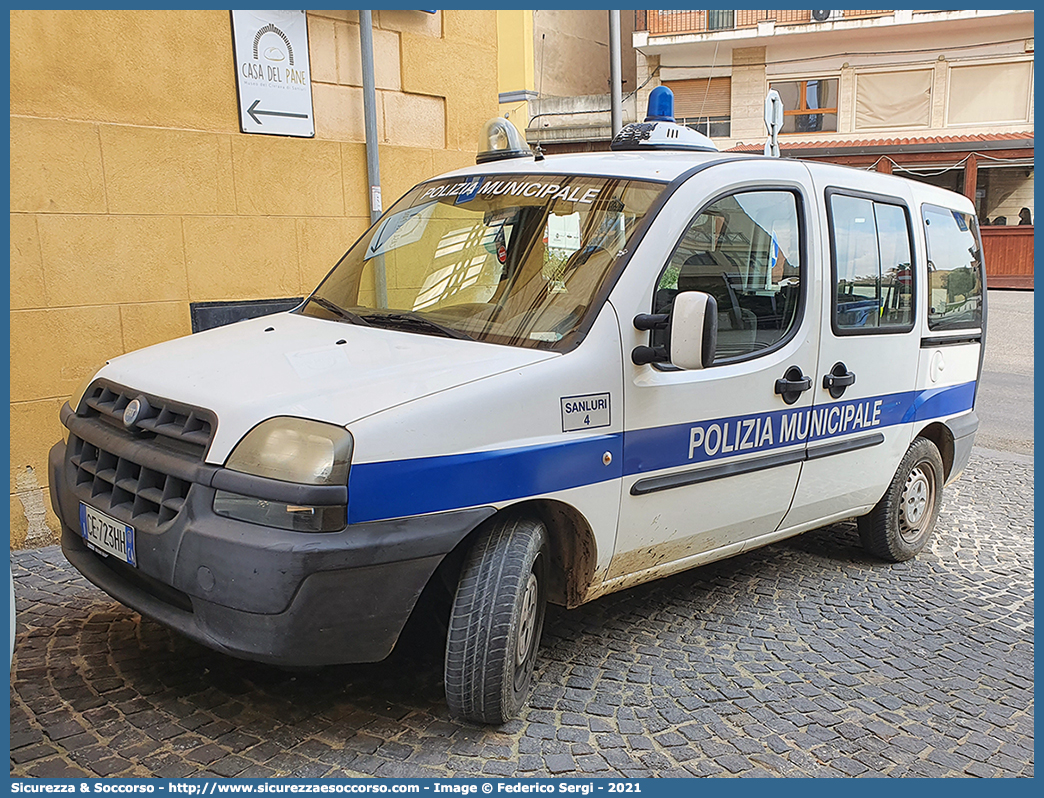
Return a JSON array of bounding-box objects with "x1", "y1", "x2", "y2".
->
[
  {"x1": 645, "y1": 85, "x2": 675, "y2": 122},
  {"x1": 609, "y1": 84, "x2": 717, "y2": 152}
]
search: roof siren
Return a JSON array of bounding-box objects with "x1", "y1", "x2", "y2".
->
[
  {"x1": 610, "y1": 85, "x2": 718, "y2": 153},
  {"x1": 476, "y1": 117, "x2": 533, "y2": 164}
]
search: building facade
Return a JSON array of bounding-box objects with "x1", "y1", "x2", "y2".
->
[
  {"x1": 634, "y1": 9, "x2": 1034, "y2": 289},
  {"x1": 9, "y1": 9, "x2": 499, "y2": 549},
  {"x1": 498, "y1": 10, "x2": 640, "y2": 151},
  {"x1": 508, "y1": 10, "x2": 1033, "y2": 288}
]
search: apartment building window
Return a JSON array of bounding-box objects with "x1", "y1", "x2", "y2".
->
[
  {"x1": 770, "y1": 78, "x2": 838, "y2": 134},
  {"x1": 678, "y1": 116, "x2": 732, "y2": 138},
  {"x1": 666, "y1": 77, "x2": 731, "y2": 138},
  {"x1": 707, "y1": 10, "x2": 735, "y2": 30}
]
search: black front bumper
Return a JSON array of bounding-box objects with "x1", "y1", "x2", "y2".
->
[{"x1": 50, "y1": 438, "x2": 494, "y2": 667}]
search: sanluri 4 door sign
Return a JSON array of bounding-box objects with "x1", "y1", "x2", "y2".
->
[{"x1": 51, "y1": 88, "x2": 984, "y2": 725}]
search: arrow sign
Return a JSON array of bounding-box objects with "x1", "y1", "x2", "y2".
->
[
  {"x1": 231, "y1": 11, "x2": 314, "y2": 137},
  {"x1": 247, "y1": 99, "x2": 310, "y2": 126}
]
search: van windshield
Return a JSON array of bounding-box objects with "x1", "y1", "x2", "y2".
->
[{"x1": 299, "y1": 174, "x2": 666, "y2": 350}]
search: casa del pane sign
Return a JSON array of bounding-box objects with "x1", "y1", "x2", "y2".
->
[{"x1": 231, "y1": 10, "x2": 315, "y2": 137}]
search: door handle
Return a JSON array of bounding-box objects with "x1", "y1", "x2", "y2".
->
[
  {"x1": 823, "y1": 361, "x2": 856, "y2": 399},
  {"x1": 774, "y1": 365, "x2": 812, "y2": 405}
]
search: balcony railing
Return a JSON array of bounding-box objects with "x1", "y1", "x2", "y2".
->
[{"x1": 635, "y1": 10, "x2": 892, "y2": 36}]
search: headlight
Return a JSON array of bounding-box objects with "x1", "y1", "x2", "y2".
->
[
  {"x1": 215, "y1": 418, "x2": 353, "y2": 533},
  {"x1": 225, "y1": 417, "x2": 353, "y2": 485}
]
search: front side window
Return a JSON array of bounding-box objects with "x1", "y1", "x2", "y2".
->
[
  {"x1": 770, "y1": 78, "x2": 839, "y2": 134},
  {"x1": 922, "y1": 204, "x2": 984, "y2": 330},
  {"x1": 299, "y1": 175, "x2": 666, "y2": 350},
  {"x1": 652, "y1": 190, "x2": 803, "y2": 362},
  {"x1": 830, "y1": 194, "x2": 915, "y2": 332}
]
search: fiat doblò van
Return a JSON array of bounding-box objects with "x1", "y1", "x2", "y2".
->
[{"x1": 50, "y1": 91, "x2": 984, "y2": 724}]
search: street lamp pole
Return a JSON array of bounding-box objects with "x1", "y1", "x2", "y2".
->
[
  {"x1": 360, "y1": 10, "x2": 387, "y2": 307},
  {"x1": 609, "y1": 11, "x2": 623, "y2": 136}
]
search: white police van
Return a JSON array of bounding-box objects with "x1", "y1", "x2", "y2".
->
[{"x1": 50, "y1": 88, "x2": 985, "y2": 724}]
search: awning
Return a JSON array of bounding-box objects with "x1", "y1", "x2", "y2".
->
[{"x1": 727, "y1": 131, "x2": 1033, "y2": 159}]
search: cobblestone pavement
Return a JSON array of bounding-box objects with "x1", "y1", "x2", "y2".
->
[{"x1": 11, "y1": 449, "x2": 1033, "y2": 779}]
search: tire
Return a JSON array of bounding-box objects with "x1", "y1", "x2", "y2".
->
[
  {"x1": 444, "y1": 515, "x2": 548, "y2": 724},
  {"x1": 858, "y1": 436, "x2": 944, "y2": 562}
]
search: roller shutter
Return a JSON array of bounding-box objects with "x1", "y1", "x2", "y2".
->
[{"x1": 665, "y1": 77, "x2": 732, "y2": 118}]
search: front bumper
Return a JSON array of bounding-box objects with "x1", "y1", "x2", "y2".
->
[{"x1": 50, "y1": 434, "x2": 494, "y2": 667}]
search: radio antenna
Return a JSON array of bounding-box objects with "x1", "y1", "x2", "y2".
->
[{"x1": 538, "y1": 32, "x2": 546, "y2": 99}]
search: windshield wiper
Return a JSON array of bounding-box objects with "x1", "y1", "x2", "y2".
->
[
  {"x1": 306, "y1": 296, "x2": 372, "y2": 326},
  {"x1": 360, "y1": 311, "x2": 473, "y2": 341}
]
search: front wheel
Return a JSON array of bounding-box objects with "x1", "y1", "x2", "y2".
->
[
  {"x1": 444, "y1": 516, "x2": 548, "y2": 724},
  {"x1": 858, "y1": 436, "x2": 944, "y2": 562}
]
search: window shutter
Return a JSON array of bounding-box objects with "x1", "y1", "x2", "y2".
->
[
  {"x1": 948, "y1": 62, "x2": 1032, "y2": 125},
  {"x1": 666, "y1": 77, "x2": 732, "y2": 118},
  {"x1": 855, "y1": 70, "x2": 932, "y2": 129}
]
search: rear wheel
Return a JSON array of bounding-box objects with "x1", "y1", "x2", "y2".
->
[
  {"x1": 444, "y1": 515, "x2": 548, "y2": 724},
  {"x1": 858, "y1": 436, "x2": 944, "y2": 562}
]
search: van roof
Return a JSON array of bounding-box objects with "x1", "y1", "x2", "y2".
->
[
  {"x1": 436, "y1": 149, "x2": 739, "y2": 184},
  {"x1": 433, "y1": 149, "x2": 976, "y2": 213}
]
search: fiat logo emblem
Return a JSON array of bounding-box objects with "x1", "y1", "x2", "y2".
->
[{"x1": 123, "y1": 399, "x2": 142, "y2": 428}]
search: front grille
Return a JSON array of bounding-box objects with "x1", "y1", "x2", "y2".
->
[
  {"x1": 69, "y1": 436, "x2": 192, "y2": 527},
  {"x1": 68, "y1": 381, "x2": 217, "y2": 531},
  {"x1": 82, "y1": 381, "x2": 213, "y2": 457}
]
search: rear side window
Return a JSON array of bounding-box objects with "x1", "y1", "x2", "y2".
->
[
  {"x1": 829, "y1": 193, "x2": 914, "y2": 333},
  {"x1": 922, "y1": 204, "x2": 984, "y2": 330}
]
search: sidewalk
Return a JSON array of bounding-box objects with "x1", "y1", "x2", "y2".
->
[{"x1": 975, "y1": 289, "x2": 1034, "y2": 455}]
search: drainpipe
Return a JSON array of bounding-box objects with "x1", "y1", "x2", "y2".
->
[
  {"x1": 609, "y1": 11, "x2": 623, "y2": 136},
  {"x1": 360, "y1": 10, "x2": 387, "y2": 307}
]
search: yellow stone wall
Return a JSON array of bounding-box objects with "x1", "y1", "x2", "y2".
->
[
  {"x1": 497, "y1": 10, "x2": 536, "y2": 130},
  {"x1": 9, "y1": 9, "x2": 498, "y2": 548}
]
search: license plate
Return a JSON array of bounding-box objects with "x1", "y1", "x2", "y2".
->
[{"x1": 79, "y1": 503, "x2": 137, "y2": 567}]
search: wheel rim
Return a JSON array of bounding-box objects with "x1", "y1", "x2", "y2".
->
[
  {"x1": 898, "y1": 461, "x2": 935, "y2": 544},
  {"x1": 515, "y1": 572, "x2": 539, "y2": 669}
]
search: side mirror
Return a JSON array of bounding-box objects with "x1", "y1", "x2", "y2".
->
[
  {"x1": 669, "y1": 291, "x2": 717, "y2": 369},
  {"x1": 631, "y1": 291, "x2": 717, "y2": 369}
]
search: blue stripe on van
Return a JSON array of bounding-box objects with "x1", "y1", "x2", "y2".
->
[
  {"x1": 621, "y1": 385, "x2": 963, "y2": 475},
  {"x1": 346, "y1": 381, "x2": 976, "y2": 524},
  {"x1": 901, "y1": 380, "x2": 977, "y2": 424},
  {"x1": 347, "y1": 433, "x2": 623, "y2": 525}
]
